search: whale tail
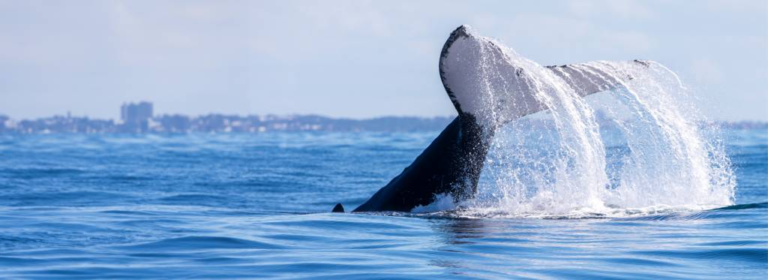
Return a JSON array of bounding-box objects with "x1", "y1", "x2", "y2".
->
[{"x1": 353, "y1": 25, "x2": 651, "y2": 212}]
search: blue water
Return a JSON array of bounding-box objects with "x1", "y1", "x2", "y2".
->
[{"x1": 0, "y1": 130, "x2": 765, "y2": 279}]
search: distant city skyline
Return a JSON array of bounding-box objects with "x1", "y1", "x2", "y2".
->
[
  {"x1": 0, "y1": 1, "x2": 766, "y2": 121},
  {"x1": 0, "y1": 100, "x2": 459, "y2": 133},
  {"x1": 2, "y1": 106, "x2": 763, "y2": 135}
]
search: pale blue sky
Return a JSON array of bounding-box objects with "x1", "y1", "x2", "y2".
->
[{"x1": 1, "y1": 0, "x2": 766, "y2": 121}]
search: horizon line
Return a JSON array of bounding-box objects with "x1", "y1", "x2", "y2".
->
[{"x1": 1, "y1": 112, "x2": 767, "y2": 124}]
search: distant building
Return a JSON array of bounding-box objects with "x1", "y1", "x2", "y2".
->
[
  {"x1": 120, "y1": 101, "x2": 153, "y2": 133},
  {"x1": 121, "y1": 102, "x2": 153, "y2": 123}
]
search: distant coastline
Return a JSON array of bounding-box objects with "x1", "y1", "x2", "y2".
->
[
  {"x1": 0, "y1": 113, "x2": 765, "y2": 134},
  {"x1": 0, "y1": 113, "x2": 458, "y2": 134}
]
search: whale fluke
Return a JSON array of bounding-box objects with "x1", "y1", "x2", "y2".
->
[{"x1": 353, "y1": 25, "x2": 650, "y2": 212}]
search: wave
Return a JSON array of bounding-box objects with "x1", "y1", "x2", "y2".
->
[
  {"x1": 405, "y1": 201, "x2": 768, "y2": 220},
  {"x1": 118, "y1": 236, "x2": 281, "y2": 251}
]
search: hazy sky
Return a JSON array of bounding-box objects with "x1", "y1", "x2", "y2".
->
[{"x1": 1, "y1": 0, "x2": 766, "y2": 121}]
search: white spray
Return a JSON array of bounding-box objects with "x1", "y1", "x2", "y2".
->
[{"x1": 441, "y1": 34, "x2": 735, "y2": 218}]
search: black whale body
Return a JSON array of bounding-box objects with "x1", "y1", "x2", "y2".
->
[{"x1": 354, "y1": 115, "x2": 490, "y2": 212}]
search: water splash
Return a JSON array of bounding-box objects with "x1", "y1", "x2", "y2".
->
[{"x1": 450, "y1": 35, "x2": 735, "y2": 218}]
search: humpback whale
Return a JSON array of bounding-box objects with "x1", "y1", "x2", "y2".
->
[{"x1": 349, "y1": 25, "x2": 650, "y2": 212}]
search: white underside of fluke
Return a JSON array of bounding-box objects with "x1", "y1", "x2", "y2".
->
[{"x1": 439, "y1": 25, "x2": 649, "y2": 128}]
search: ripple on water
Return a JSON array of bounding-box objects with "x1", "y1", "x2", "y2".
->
[{"x1": 117, "y1": 236, "x2": 283, "y2": 252}]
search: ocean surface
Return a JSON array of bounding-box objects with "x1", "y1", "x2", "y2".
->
[{"x1": 0, "y1": 129, "x2": 765, "y2": 279}]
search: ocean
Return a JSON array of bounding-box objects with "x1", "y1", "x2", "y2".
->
[{"x1": 0, "y1": 129, "x2": 765, "y2": 279}]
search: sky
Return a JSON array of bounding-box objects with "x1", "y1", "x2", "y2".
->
[{"x1": 0, "y1": 0, "x2": 766, "y2": 121}]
